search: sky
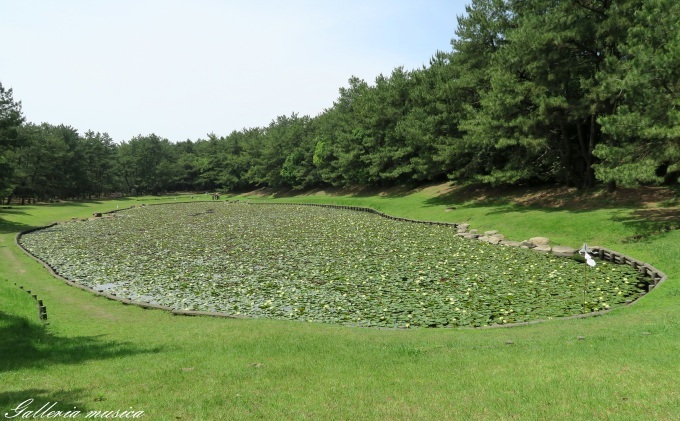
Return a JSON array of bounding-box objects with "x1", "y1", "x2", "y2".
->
[{"x1": 1, "y1": 1, "x2": 469, "y2": 143}]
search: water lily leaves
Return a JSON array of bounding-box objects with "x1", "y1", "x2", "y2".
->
[{"x1": 20, "y1": 202, "x2": 644, "y2": 328}]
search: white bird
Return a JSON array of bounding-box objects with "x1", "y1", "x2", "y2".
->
[{"x1": 579, "y1": 243, "x2": 596, "y2": 267}]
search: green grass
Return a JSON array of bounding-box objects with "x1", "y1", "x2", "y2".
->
[{"x1": 1, "y1": 187, "x2": 679, "y2": 420}]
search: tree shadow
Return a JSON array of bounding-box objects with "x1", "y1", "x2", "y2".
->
[
  {"x1": 0, "y1": 207, "x2": 28, "y2": 215},
  {"x1": 424, "y1": 183, "x2": 677, "y2": 213},
  {"x1": 11, "y1": 199, "x2": 127, "y2": 208},
  {"x1": 423, "y1": 183, "x2": 522, "y2": 208},
  {"x1": 0, "y1": 311, "x2": 163, "y2": 373},
  {"x1": 0, "y1": 388, "x2": 91, "y2": 417},
  {"x1": 33, "y1": 201, "x2": 93, "y2": 207},
  {"x1": 424, "y1": 183, "x2": 680, "y2": 240},
  {"x1": 336, "y1": 183, "x2": 424, "y2": 198},
  {"x1": 261, "y1": 183, "x2": 428, "y2": 199},
  {"x1": 0, "y1": 218, "x2": 36, "y2": 235},
  {"x1": 611, "y1": 208, "x2": 680, "y2": 241}
]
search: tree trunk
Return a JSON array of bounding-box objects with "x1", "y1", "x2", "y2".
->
[
  {"x1": 585, "y1": 114, "x2": 597, "y2": 187},
  {"x1": 558, "y1": 118, "x2": 573, "y2": 186},
  {"x1": 576, "y1": 122, "x2": 587, "y2": 187},
  {"x1": 607, "y1": 180, "x2": 617, "y2": 192},
  {"x1": 576, "y1": 115, "x2": 597, "y2": 188}
]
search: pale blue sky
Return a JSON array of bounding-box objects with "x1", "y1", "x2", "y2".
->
[{"x1": 1, "y1": 1, "x2": 469, "y2": 142}]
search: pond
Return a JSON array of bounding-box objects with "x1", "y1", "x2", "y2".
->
[{"x1": 19, "y1": 202, "x2": 646, "y2": 327}]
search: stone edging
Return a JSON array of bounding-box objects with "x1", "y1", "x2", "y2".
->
[
  {"x1": 5, "y1": 278, "x2": 48, "y2": 322},
  {"x1": 13, "y1": 201, "x2": 669, "y2": 327},
  {"x1": 589, "y1": 246, "x2": 667, "y2": 293}
]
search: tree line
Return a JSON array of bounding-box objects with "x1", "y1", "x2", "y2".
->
[{"x1": 1, "y1": 0, "x2": 677, "y2": 203}]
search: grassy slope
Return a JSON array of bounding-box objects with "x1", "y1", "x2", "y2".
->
[{"x1": 0, "y1": 188, "x2": 678, "y2": 420}]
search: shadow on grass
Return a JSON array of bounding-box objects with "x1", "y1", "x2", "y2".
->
[
  {"x1": 612, "y1": 208, "x2": 680, "y2": 241},
  {"x1": 6, "y1": 201, "x2": 91, "y2": 209},
  {"x1": 250, "y1": 183, "x2": 423, "y2": 199},
  {"x1": 0, "y1": 311, "x2": 163, "y2": 373},
  {"x1": 6, "y1": 196, "x2": 142, "y2": 208},
  {"x1": 0, "y1": 388, "x2": 91, "y2": 416},
  {"x1": 0, "y1": 208, "x2": 28, "y2": 216},
  {"x1": 426, "y1": 183, "x2": 680, "y2": 240},
  {"x1": 0, "y1": 218, "x2": 37, "y2": 235},
  {"x1": 425, "y1": 183, "x2": 677, "y2": 212}
]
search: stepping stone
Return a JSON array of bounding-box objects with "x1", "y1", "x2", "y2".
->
[
  {"x1": 532, "y1": 244, "x2": 552, "y2": 253},
  {"x1": 489, "y1": 234, "x2": 505, "y2": 244},
  {"x1": 552, "y1": 245, "x2": 577, "y2": 257},
  {"x1": 529, "y1": 236, "x2": 550, "y2": 246}
]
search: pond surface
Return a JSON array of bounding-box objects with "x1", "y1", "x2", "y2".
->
[{"x1": 19, "y1": 202, "x2": 645, "y2": 327}]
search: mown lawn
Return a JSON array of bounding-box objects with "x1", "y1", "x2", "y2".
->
[{"x1": 1, "y1": 186, "x2": 679, "y2": 420}]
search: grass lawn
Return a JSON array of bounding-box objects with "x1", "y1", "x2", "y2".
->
[{"x1": 1, "y1": 185, "x2": 679, "y2": 420}]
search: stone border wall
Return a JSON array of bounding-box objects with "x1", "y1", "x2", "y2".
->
[
  {"x1": 13, "y1": 201, "x2": 669, "y2": 326},
  {"x1": 5, "y1": 279, "x2": 48, "y2": 322},
  {"x1": 589, "y1": 246, "x2": 668, "y2": 294}
]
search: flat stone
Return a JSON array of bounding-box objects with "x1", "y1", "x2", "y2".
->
[
  {"x1": 478, "y1": 235, "x2": 491, "y2": 242},
  {"x1": 529, "y1": 237, "x2": 550, "y2": 246},
  {"x1": 499, "y1": 240, "x2": 522, "y2": 247},
  {"x1": 469, "y1": 229, "x2": 478, "y2": 234},
  {"x1": 484, "y1": 230, "x2": 498, "y2": 236},
  {"x1": 519, "y1": 240, "x2": 535, "y2": 248},
  {"x1": 532, "y1": 244, "x2": 552, "y2": 253},
  {"x1": 487, "y1": 236, "x2": 503, "y2": 245},
  {"x1": 457, "y1": 223, "x2": 470, "y2": 230},
  {"x1": 552, "y1": 245, "x2": 577, "y2": 257}
]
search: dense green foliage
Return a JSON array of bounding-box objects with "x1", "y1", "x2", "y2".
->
[
  {"x1": 1, "y1": 0, "x2": 677, "y2": 203},
  {"x1": 0, "y1": 83, "x2": 25, "y2": 199}
]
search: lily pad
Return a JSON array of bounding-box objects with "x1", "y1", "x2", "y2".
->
[{"x1": 19, "y1": 203, "x2": 645, "y2": 328}]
